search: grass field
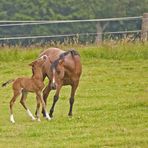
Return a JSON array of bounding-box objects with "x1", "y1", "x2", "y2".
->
[{"x1": 0, "y1": 43, "x2": 148, "y2": 147}]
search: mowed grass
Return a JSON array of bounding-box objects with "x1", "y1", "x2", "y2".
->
[{"x1": 0, "y1": 43, "x2": 148, "y2": 147}]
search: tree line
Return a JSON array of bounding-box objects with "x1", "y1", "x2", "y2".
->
[{"x1": 0, "y1": 0, "x2": 147, "y2": 45}]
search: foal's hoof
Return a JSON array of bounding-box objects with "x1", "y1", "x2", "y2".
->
[
  {"x1": 31, "y1": 117, "x2": 36, "y2": 121},
  {"x1": 37, "y1": 118, "x2": 41, "y2": 122},
  {"x1": 10, "y1": 115, "x2": 15, "y2": 123},
  {"x1": 10, "y1": 120, "x2": 15, "y2": 124}
]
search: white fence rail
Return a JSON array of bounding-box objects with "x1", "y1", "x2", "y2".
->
[
  {"x1": 0, "y1": 16, "x2": 143, "y2": 43},
  {"x1": 0, "y1": 16, "x2": 142, "y2": 24}
]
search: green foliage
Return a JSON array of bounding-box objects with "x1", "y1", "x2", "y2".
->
[
  {"x1": 0, "y1": 44, "x2": 147, "y2": 147},
  {"x1": 0, "y1": 48, "x2": 39, "y2": 62},
  {"x1": 0, "y1": 43, "x2": 147, "y2": 62},
  {"x1": 0, "y1": 0, "x2": 148, "y2": 45},
  {"x1": 0, "y1": 0, "x2": 148, "y2": 20}
]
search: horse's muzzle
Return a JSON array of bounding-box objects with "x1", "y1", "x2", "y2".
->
[{"x1": 50, "y1": 83, "x2": 57, "y2": 90}]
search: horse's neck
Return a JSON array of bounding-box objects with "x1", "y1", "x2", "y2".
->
[{"x1": 32, "y1": 68, "x2": 43, "y2": 81}]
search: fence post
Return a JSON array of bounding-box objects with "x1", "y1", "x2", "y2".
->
[
  {"x1": 141, "y1": 13, "x2": 148, "y2": 41},
  {"x1": 95, "y1": 22, "x2": 103, "y2": 44}
]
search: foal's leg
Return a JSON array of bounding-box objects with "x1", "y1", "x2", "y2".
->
[
  {"x1": 49, "y1": 85, "x2": 62, "y2": 118},
  {"x1": 9, "y1": 90, "x2": 21, "y2": 123},
  {"x1": 41, "y1": 81, "x2": 51, "y2": 117},
  {"x1": 68, "y1": 83, "x2": 79, "y2": 116},
  {"x1": 36, "y1": 92, "x2": 51, "y2": 121},
  {"x1": 20, "y1": 90, "x2": 36, "y2": 121}
]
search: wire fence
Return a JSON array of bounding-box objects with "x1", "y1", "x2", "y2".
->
[{"x1": 0, "y1": 16, "x2": 143, "y2": 46}]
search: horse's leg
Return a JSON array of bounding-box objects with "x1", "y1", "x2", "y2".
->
[
  {"x1": 36, "y1": 92, "x2": 51, "y2": 121},
  {"x1": 10, "y1": 90, "x2": 21, "y2": 123},
  {"x1": 20, "y1": 90, "x2": 35, "y2": 121},
  {"x1": 68, "y1": 82, "x2": 79, "y2": 116},
  {"x1": 35, "y1": 95, "x2": 41, "y2": 121},
  {"x1": 49, "y1": 85, "x2": 62, "y2": 118},
  {"x1": 41, "y1": 81, "x2": 51, "y2": 117}
]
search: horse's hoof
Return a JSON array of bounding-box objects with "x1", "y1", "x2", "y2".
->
[
  {"x1": 43, "y1": 114, "x2": 46, "y2": 118},
  {"x1": 49, "y1": 114, "x2": 53, "y2": 118},
  {"x1": 68, "y1": 113, "x2": 73, "y2": 117},
  {"x1": 42, "y1": 112, "x2": 46, "y2": 118},
  {"x1": 46, "y1": 117, "x2": 51, "y2": 121},
  {"x1": 46, "y1": 114, "x2": 51, "y2": 120},
  {"x1": 49, "y1": 116, "x2": 53, "y2": 119}
]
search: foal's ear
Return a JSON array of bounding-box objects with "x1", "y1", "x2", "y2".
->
[
  {"x1": 59, "y1": 59, "x2": 64, "y2": 66},
  {"x1": 43, "y1": 55, "x2": 48, "y2": 60},
  {"x1": 29, "y1": 61, "x2": 35, "y2": 66},
  {"x1": 29, "y1": 63, "x2": 33, "y2": 66}
]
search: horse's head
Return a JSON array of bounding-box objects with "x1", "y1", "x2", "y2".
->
[{"x1": 50, "y1": 58, "x2": 65, "y2": 90}]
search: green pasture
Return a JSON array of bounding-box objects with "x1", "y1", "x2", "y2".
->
[{"x1": 0, "y1": 43, "x2": 148, "y2": 147}]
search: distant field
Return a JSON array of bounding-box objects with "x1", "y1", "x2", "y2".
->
[{"x1": 0, "y1": 43, "x2": 148, "y2": 147}]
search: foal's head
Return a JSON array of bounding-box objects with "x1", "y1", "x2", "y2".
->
[
  {"x1": 29, "y1": 55, "x2": 48, "y2": 75},
  {"x1": 50, "y1": 58, "x2": 65, "y2": 90}
]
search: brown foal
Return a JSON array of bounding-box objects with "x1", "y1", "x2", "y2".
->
[{"x1": 2, "y1": 55, "x2": 51, "y2": 123}]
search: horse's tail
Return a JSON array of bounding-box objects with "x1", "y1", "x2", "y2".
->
[
  {"x1": 69, "y1": 49, "x2": 80, "y2": 57},
  {"x1": 59, "y1": 49, "x2": 80, "y2": 59},
  {"x1": 69, "y1": 49, "x2": 81, "y2": 74},
  {"x1": 59, "y1": 49, "x2": 81, "y2": 74},
  {"x1": 1, "y1": 79, "x2": 15, "y2": 87}
]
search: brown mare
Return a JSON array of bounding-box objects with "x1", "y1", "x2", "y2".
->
[
  {"x1": 39, "y1": 48, "x2": 82, "y2": 118},
  {"x1": 2, "y1": 55, "x2": 51, "y2": 123}
]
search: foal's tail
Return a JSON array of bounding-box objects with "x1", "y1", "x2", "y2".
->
[{"x1": 1, "y1": 79, "x2": 15, "y2": 87}]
